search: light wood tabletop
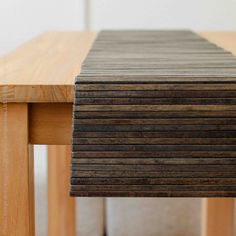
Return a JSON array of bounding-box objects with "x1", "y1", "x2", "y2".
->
[
  {"x1": 0, "y1": 32, "x2": 96, "y2": 102},
  {"x1": 0, "y1": 32, "x2": 236, "y2": 103},
  {"x1": 0, "y1": 31, "x2": 235, "y2": 236}
]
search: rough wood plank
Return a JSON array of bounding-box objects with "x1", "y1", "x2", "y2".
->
[
  {"x1": 71, "y1": 170, "x2": 236, "y2": 178},
  {"x1": 72, "y1": 131, "x2": 236, "y2": 138},
  {"x1": 71, "y1": 164, "x2": 236, "y2": 172},
  {"x1": 72, "y1": 145, "x2": 236, "y2": 152},
  {"x1": 73, "y1": 104, "x2": 236, "y2": 112},
  {"x1": 71, "y1": 177, "x2": 236, "y2": 185},
  {"x1": 71, "y1": 151, "x2": 236, "y2": 158},
  {"x1": 73, "y1": 118, "x2": 236, "y2": 125},
  {"x1": 71, "y1": 185, "x2": 236, "y2": 192},
  {"x1": 71, "y1": 158, "x2": 236, "y2": 165},
  {"x1": 75, "y1": 83, "x2": 236, "y2": 91},
  {"x1": 73, "y1": 124, "x2": 236, "y2": 132},
  {"x1": 74, "y1": 110, "x2": 236, "y2": 118},
  {"x1": 72, "y1": 137, "x2": 236, "y2": 145},
  {"x1": 75, "y1": 97, "x2": 236, "y2": 105},
  {"x1": 70, "y1": 191, "x2": 236, "y2": 197},
  {"x1": 75, "y1": 90, "x2": 236, "y2": 98}
]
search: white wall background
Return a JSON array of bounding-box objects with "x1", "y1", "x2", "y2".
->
[
  {"x1": 1, "y1": 0, "x2": 236, "y2": 235},
  {"x1": 1, "y1": 0, "x2": 236, "y2": 55},
  {"x1": 90, "y1": 0, "x2": 236, "y2": 31},
  {"x1": 0, "y1": 0, "x2": 84, "y2": 55}
]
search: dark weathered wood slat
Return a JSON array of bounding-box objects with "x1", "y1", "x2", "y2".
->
[
  {"x1": 70, "y1": 191, "x2": 236, "y2": 198},
  {"x1": 73, "y1": 124, "x2": 236, "y2": 132},
  {"x1": 75, "y1": 90, "x2": 236, "y2": 98},
  {"x1": 76, "y1": 76, "x2": 236, "y2": 83},
  {"x1": 71, "y1": 151, "x2": 236, "y2": 158},
  {"x1": 73, "y1": 105, "x2": 236, "y2": 112},
  {"x1": 75, "y1": 98, "x2": 236, "y2": 105},
  {"x1": 71, "y1": 158, "x2": 236, "y2": 165},
  {"x1": 75, "y1": 84, "x2": 236, "y2": 91},
  {"x1": 73, "y1": 118, "x2": 236, "y2": 125},
  {"x1": 71, "y1": 171, "x2": 236, "y2": 178},
  {"x1": 71, "y1": 185, "x2": 236, "y2": 192},
  {"x1": 73, "y1": 131, "x2": 236, "y2": 138},
  {"x1": 71, "y1": 177, "x2": 236, "y2": 185},
  {"x1": 71, "y1": 164, "x2": 236, "y2": 172},
  {"x1": 82, "y1": 66, "x2": 236, "y2": 71},
  {"x1": 72, "y1": 145, "x2": 236, "y2": 152},
  {"x1": 71, "y1": 30, "x2": 236, "y2": 197},
  {"x1": 72, "y1": 137, "x2": 236, "y2": 145},
  {"x1": 73, "y1": 111, "x2": 236, "y2": 119}
]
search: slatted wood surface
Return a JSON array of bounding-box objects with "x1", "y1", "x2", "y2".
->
[{"x1": 71, "y1": 30, "x2": 236, "y2": 197}]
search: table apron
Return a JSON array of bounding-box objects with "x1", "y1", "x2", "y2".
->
[{"x1": 29, "y1": 103, "x2": 72, "y2": 145}]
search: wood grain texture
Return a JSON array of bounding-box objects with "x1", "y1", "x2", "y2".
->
[
  {"x1": 0, "y1": 103, "x2": 35, "y2": 236},
  {"x1": 1, "y1": 32, "x2": 236, "y2": 103},
  {"x1": 71, "y1": 31, "x2": 236, "y2": 197},
  {"x1": 76, "y1": 31, "x2": 236, "y2": 82},
  {"x1": 0, "y1": 32, "x2": 96, "y2": 103},
  {"x1": 29, "y1": 103, "x2": 72, "y2": 145},
  {"x1": 70, "y1": 191, "x2": 236, "y2": 197},
  {"x1": 48, "y1": 145, "x2": 76, "y2": 236},
  {"x1": 71, "y1": 171, "x2": 236, "y2": 178}
]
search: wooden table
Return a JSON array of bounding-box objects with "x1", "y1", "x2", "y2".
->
[{"x1": 0, "y1": 32, "x2": 235, "y2": 236}]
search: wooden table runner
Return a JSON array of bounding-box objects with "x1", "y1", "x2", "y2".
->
[{"x1": 71, "y1": 30, "x2": 236, "y2": 197}]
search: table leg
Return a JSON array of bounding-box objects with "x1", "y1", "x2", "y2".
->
[
  {"x1": 0, "y1": 103, "x2": 35, "y2": 236},
  {"x1": 47, "y1": 145, "x2": 76, "y2": 236},
  {"x1": 201, "y1": 198, "x2": 234, "y2": 236}
]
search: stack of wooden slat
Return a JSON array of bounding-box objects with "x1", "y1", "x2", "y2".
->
[{"x1": 71, "y1": 30, "x2": 236, "y2": 197}]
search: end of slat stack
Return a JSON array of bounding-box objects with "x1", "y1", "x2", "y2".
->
[{"x1": 71, "y1": 30, "x2": 236, "y2": 197}]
